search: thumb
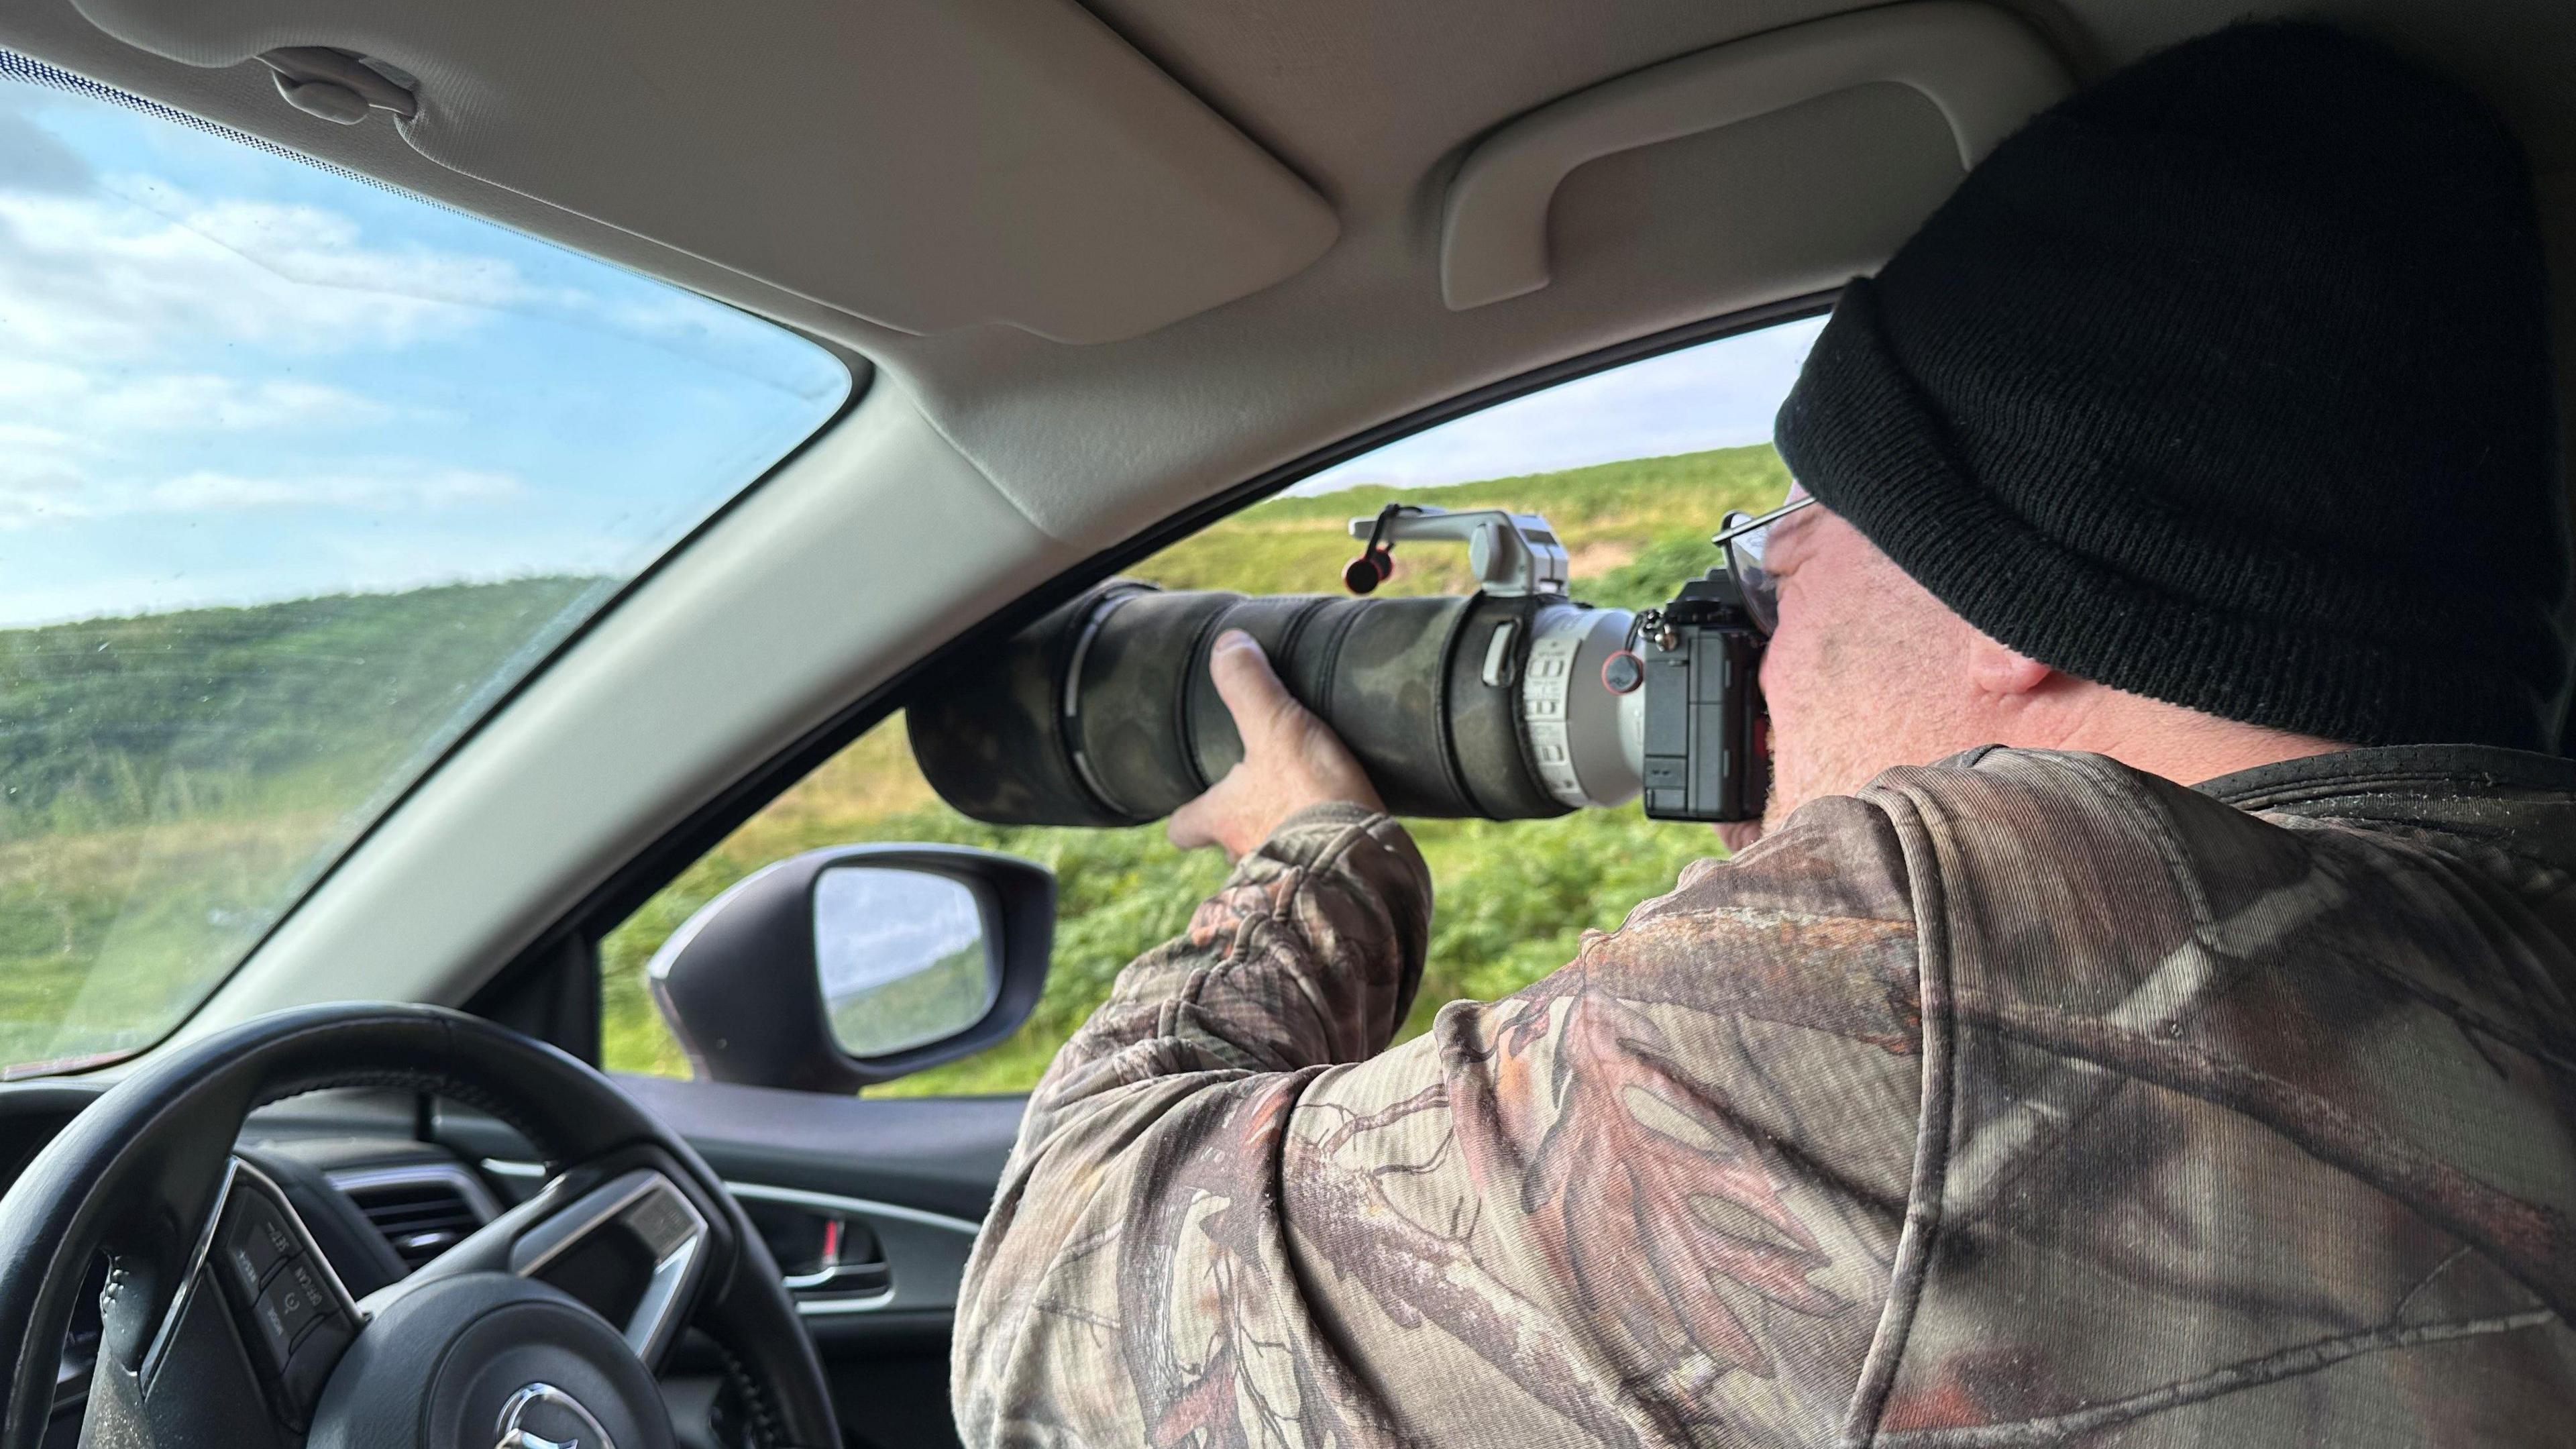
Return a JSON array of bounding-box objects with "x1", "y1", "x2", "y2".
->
[{"x1": 1206, "y1": 630, "x2": 1300, "y2": 746}]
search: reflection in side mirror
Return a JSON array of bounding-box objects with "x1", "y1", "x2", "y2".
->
[
  {"x1": 648, "y1": 843, "x2": 1054, "y2": 1093},
  {"x1": 813, "y1": 867, "x2": 1000, "y2": 1059}
]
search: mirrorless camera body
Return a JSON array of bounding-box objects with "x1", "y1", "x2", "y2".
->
[{"x1": 909, "y1": 504, "x2": 1770, "y2": 826}]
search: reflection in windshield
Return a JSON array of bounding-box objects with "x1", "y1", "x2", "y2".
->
[{"x1": 0, "y1": 56, "x2": 851, "y2": 1075}]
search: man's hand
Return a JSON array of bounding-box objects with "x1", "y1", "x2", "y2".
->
[{"x1": 1168, "y1": 630, "x2": 1383, "y2": 860}]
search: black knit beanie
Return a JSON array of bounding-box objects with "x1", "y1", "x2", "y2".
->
[{"x1": 1774, "y1": 21, "x2": 2568, "y2": 751}]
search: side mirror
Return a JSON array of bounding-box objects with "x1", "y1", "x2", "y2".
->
[{"x1": 647, "y1": 844, "x2": 1053, "y2": 1092}]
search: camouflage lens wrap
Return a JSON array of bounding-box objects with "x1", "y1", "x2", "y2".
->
[{"x1": 910, "y1": 582, "x2": 1570, "y2": 824}]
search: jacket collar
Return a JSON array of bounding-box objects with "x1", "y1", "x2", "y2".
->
[
  {"x1": 2196, "y1": 747, "x2": 2576, "y2": 873},
  {"x1": 2196, "y1": 743, "x2": 2576, "y2": 812}
]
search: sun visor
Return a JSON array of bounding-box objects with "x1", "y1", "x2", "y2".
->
[{"x1": 68, "y1": 0, "x2": 1340, "y2": 343}]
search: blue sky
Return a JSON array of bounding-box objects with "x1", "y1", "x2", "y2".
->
[
  {"x1": 0, "y1": 70, "x2": 851, "y2": 627},
  {"x1": 1294, "y1": 315, "x2": 1821, "y2": 494}
]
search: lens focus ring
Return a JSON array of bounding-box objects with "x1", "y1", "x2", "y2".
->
[{"x1": 1518, "y1": 603, "x2": 1642, "y2": 810}]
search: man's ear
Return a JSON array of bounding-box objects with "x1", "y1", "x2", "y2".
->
[{"x1": 1967, "y1": 629, "x2": 2052, "y2": 697}]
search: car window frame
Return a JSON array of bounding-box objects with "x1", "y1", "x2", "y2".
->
[{"x1": 514, "y1": 293, "x2": 1837, "y2": 1069}]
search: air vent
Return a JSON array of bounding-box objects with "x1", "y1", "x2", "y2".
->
[{"x1": 331, "y1": 1166, "x2": 498, "y2": 1273}]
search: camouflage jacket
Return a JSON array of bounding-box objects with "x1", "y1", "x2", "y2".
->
[{"x1": 952, "y1": 745, "x2": 2576, "y2": 1446}]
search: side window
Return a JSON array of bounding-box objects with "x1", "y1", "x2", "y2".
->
[{"x1": 600, "y1": 317, "x2": 1824, "y2": 1093}]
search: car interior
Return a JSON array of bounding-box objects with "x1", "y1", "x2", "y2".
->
[{"x1": 1, "y1": 0, "x2": 2572, "y2": 1446}]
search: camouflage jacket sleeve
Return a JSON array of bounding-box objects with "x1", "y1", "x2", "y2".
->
[{"x1": 953, "y1": 800, "x2": 1929, "y2": 1448}]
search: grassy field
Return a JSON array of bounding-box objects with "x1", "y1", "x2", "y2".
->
[
  {"x1": 1, "y1": 579, "x2": 606, "y2": 1073},
  {"x1": 9, "y1": 445, "x2": 1784, "y2": 1088},
  {"x1": 598, "y1": 445, "x2": 1790, "y2": 1093}
]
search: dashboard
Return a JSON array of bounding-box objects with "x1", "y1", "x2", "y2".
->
[{"x1": 0, "y1": 1075, "x2": 1014, "y2": 1449}]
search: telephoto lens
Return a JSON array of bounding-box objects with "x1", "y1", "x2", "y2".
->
[{"x1": 908, "y1": 578, "x2": 1647, "y2": 826}]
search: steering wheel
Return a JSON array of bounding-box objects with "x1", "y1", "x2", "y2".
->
[{"x1": 0, "y1": 1004, "x2": 841, "y2": 1449}]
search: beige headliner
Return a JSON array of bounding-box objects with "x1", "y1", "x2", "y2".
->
[{"x1": 5, "y1": 0, "x2": 2571, "y2": 1051}]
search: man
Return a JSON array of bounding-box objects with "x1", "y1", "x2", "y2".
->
[{"x1": 954, "y1": 21, "x2": 2576, "y2": 1446}]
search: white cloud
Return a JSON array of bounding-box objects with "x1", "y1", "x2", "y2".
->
[
  {"x1": 0, "y1": 452, "x2": 86, "y2": 527},
  {"x1": 93, "y1": 375, "x2": 402, "y2": 433},
  {"x1": 0, "y1": 420, "x2": 72, "y2": 452},
  {"x1": 162, "y1": 190, "x2": 525, "y2": 303},
  {"x1": 0, "y1": 358, "x2": 402, "y2": 435},
  {"x1": 0, "y1": 174, "x2": 845, "y2": 406},
  {"x1": 0, "y1": 356, "x2": 87, "y2": 405},
  {"x1": 150, "y1": 467, "x2": 520, "y2": 511},
  {"x1": 0, "y1": 186, "x2": 502, "y2": 361},
  {"x1": 0, "y1": 462, "x2": 521, "y2": 529},
  {"x1": 0, "y1": 352, "x2": 431, "y2": 536},
  {"x1": 90, "y1": 178, "x2": 818, "y2": 379}
]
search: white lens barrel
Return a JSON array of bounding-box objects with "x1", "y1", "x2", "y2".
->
[{"x1": 1519, "y1": 603, "x2": 1644, "y2": 809}]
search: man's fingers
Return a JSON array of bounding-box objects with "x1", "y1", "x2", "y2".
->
[
  {"x1": 1167, "y1": 773, "x2": 1244, "y2": 859},
  {"x1": 1207, "y1": 631, "x2": 1301, "y2": 743},
  {"x1": 1167, "y1": 791, "x2": 1217, "y2": 851},
  {"x1": 1168, "y1": 630, "x2": 1377, "y2": 860}
]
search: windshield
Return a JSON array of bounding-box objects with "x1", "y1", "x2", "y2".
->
[{"x1": 0, "y1": 56, "x2": 853, "y2": 1077}]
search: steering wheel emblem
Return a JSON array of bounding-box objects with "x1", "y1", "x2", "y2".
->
[{"x1": 496, "y1": 1383, "x2": 617, "y2": 1449}]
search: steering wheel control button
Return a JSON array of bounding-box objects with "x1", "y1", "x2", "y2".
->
[
  {"x1": 278, "y1": 1309, "x2": 354, "y2": 1419},
  {"x1": 252, "y1": 1256, "x2": 331, "y2": 1362},
  {"x1": 221, "y1": 1193, "x2": 301, "y2": 1300},
  {"x1": 621, "y1": 1184, "x2": 698, "y2": 1258}
]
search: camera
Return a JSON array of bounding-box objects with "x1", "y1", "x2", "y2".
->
[{"x1": 908, "y1": 504, "x2": 1769, "y2": 825}]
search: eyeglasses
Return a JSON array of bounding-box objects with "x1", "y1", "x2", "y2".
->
[{"x1": 1708, "y1": 492, "x2": 1819, "y2": 636}]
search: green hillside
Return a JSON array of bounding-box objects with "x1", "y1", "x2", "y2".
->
[
  {"x1": 10, "y1": 445, "x2": 1784, "y2": 1091},
  {"x1": 1, "y1": 578, "x2": 608, "y2": 1071},
  {"x1": 3, "y1": 578, "x2": 607, "y2": 836},
  {"x1": 1138, "y1": 446, "x2": 1787, "y2": 607}
]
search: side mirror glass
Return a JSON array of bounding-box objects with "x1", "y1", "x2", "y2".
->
[
  {"x1": 813, "y1": 866, "x2": 998, "y2": 1058},
  {"x1": 648, "y1": 844, "x2": 1054, "y2": 1092}
]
